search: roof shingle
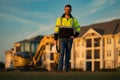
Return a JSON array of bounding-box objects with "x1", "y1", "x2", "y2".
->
[{"x1": 79, "y1": 19, "x2": 120, "y2": 37}]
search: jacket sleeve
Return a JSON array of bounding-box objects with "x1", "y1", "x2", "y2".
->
[
  {"x1": 54, "y1": 18, "x2": 61, "y2": 40},
  {"x1": 54, "y1": 33, "x2": 59, "y2": 40},
  {"x1": 73, "y1": 18, "x2": 81, "y2": 37},
  {"x1": 54, "y1": 18, "x2": 61, "y2": 33}
]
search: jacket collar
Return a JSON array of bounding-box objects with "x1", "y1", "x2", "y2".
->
[{"x1": 61, "y1": 13, "x2": 74, "y2": 18}]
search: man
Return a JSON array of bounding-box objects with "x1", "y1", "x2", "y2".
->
[{"x1": 54, "y1": 4, "x2": 80, "y2": 72}]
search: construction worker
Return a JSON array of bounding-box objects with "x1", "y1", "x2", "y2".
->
[{"x1": 54, "y1": 4, "x2": 80, "y2": 72}]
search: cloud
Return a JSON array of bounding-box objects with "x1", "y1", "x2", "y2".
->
[
  {"x1": 25, "y1": 11, "x2": 55, "y2": 20},
  {"x1": 78, "y1": 0, "x2": 117, "y2": 18},
  {"x1": 78, "y1": 6, "x2": 103, "y2": 18},
  {"x1": 92, "y1": 0, "x2": 107, "y2": 7},
  {"x1": 0, "y1": 5, "x2": 55, "y2": 24},
  {"x1": 25, "y1": 0, "x2": 48, "y2": 2},
  {"x1": 92, "y1": 0, "x2": 116, "y2": 8},
  {"x1": 0, "y1": 0, "x2": 47, "y2": 4},
  {"x1": 26, "y1": 24, "x2": 54, "y2": 39},
  {"x1": 95, "y1": 16, "x2": 120, "y2": 23},
  {"x1": 0, "y1": 12, "x2": 40, "y2": 25},
  {"x1": 0, "y1": 3, "x2": 55, "y2": 39}
]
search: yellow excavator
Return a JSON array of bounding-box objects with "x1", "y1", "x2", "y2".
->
[
  {"x1": 33, "y1": 35, "x2": 59, "y2": 66},
  {"x1": 12, "y1": 35, "x2": 59, "y2": 71}
]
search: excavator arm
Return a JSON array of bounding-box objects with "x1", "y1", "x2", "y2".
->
[{"x1": 33, "y1": 35, "x2": 55, "y2": 66}]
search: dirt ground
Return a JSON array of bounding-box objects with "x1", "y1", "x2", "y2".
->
[{"x1": 0, "y1": 71, "x2": 120, "y2": 80}]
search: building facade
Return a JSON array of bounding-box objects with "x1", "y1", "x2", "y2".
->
[{"x1": 71, "y1": 19, "x2": 120, "y2": 71}]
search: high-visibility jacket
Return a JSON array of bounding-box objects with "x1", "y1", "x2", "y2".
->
[{"x1": 54, "y1": 17, "x2": 80, "y2": 33}]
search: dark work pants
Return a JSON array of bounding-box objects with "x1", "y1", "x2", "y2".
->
[{"x1": 58, "y1": 38, "x2": 73, "y2": 71}]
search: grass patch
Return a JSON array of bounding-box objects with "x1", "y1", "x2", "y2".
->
[{"x1": 0, "y1": 71, "x2": 120, "y2": 80}]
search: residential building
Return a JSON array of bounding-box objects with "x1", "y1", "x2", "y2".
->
[{"x1": 71, "y1": 19, "x2": 120, "y2": 71}]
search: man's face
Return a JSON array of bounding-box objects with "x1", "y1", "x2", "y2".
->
[{"x1": 64, "y1": 7, "x2": 71, "y2": 15}]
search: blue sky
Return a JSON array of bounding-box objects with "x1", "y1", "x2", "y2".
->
[{"x1": 0, "y1": 0, "x2": 120, "y2": 62}]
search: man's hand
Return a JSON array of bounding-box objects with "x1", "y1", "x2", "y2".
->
[
  {"x1": 70, "y1": 36, "x2": 74, "y2": 39},
  {"x1": 54, "y1": 40, "x2": 57, "y2": 45}
]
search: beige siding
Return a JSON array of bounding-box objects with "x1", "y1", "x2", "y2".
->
[{"x1": 71, "y1": 29, "x2": 120, "y2": 71}]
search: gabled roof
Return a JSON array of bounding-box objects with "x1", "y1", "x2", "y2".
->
[
  {"x1": 79, "y1": 19, "x2": 120, "y2": 37},
  {"x1": 82, "y1": 28, "x2": 102, "y2": 38}
]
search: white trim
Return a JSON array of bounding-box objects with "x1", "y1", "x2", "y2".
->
[{"x1": 82, "y1": 28, "x2": 102, "y2": 38}]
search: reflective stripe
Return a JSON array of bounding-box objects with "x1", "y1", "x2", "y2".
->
[
  {"x1": 59, "y1": 26, "x2": 73, "y2": 28},
  {"x1": 60, "y1": 18, "x2": 62, "y2": 26},
  {"x1": 71, "y1": 18, "x2": 74, "y2": 27},
  {"x1": 60, "y1": 18, "x2": 74, "y2": 27},
  {"x1": 76, "y1": 27, "x2": 81, "y2": 32},
  {"x1": 54, "y1": 26, "x2": 59, "y2": 33}
]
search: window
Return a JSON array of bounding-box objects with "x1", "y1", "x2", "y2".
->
[
  {"x1": 43, "y1": 54, "x2": 46, "y2": 61},
  {"x1": 24, "y1": 42, "x2": 30, "y2": 52},
  {"x1": 31, "y1": 43, "x2": 37, "y2": 53},
  {"x1": 86, "y1": 39, "x2": 92, "y2": 47},
  {"x1": 118, "y1": 63, "x2": 120, "y2": 66},
  {"x1": 50, "y1": 43, "x2": 54, "y2": 51},
  {"x1": 103, "y1": 39, "x2": 105, "y2": 46},
  {"x1": 76, "y1": 53, "x2": 79, "y2": 58},
  {"x1": 107, "y1": 63, "x2": 112, "y2": 69},
  {"x1": 50, "y1": 53, "x2": 54, "y2": 60},
  {"x1": 118, "y1": 37, "x2": 120, "y2": 44},
  {"x1": 118, "y1": 50, "x2": 120, "y2": 56},
  {"x1": 36, "y1": 43, "x2": 39, "y2": 48},
  {"x1": 46, "y1": 45, "x2": 50, "y2": 50},
  {"x1": 107, "y1": 65, "x2": 111, "y2": 69},
  {"x1": 77, "y1": 40, "x2": 80, "y2": 47},
  {"x1": 94, "y1": 50, "x2": 100, "y2": 59},
  {"x1": 82, "y1": 41, "x2": 84, "y2": 46},
  {"x1": 94, "y1": 38, "x2": 100, "y2": 47},
  {"x1": 75, "y1": 51, "x2": 79, "y2": 58},
  {"x1": 107, "y1": 38, "x2": 111, "y2": 44},
  {"x1": 16, "y1": 46, "x2": 21, "y2": 52},
  {"x1": 107, "y1": 50, "x2": 111, "y2": 57},
  {"x1": 86, "y1": 50, "x2": 92, "y2": 59},
  {"x1": 82, "y1": 52, "x2": 84, "y2": 58},
  {"x1": 94, "y1": 61, "x2": 100, "y2": 71},
  {"x1": 21, "y1": 43, "x2": 24, "y2": 52}
]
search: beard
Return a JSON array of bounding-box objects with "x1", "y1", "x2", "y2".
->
[{"x1": 65, "y1": 12, "x2": 71, "y2": 15}]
